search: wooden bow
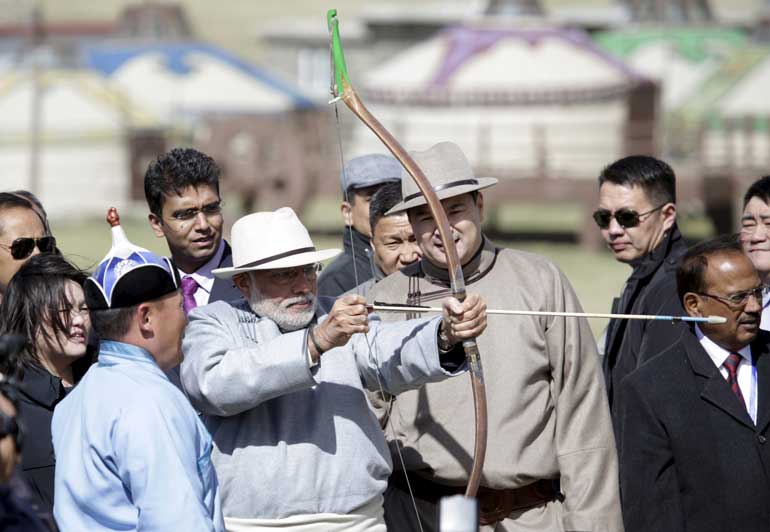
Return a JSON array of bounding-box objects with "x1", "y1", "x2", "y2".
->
[{"x1": 327, "y1": 9, "x2": 488, "y2": 498}]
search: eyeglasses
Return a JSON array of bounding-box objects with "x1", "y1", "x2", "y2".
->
[
  {"x1": 265, "y1": 263, "x2": 323, "y2": 287},
  {"x1": 166, "y1": 202, "x2": 223, "y2": 223},
  {"x1": 696, "y1": 285, "x2": 765, "y2": 309},
  {"x1": 592, "y1": 205, "x2": 665, "y2": 230},
  {"x1": 0, "y1": 236, "x2": 56, "y2": 260}
]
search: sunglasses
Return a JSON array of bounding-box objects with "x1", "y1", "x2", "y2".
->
[
  {"x1": 592, "y1": 205, "x2": 664, "y2": 230},
  {"x1": 0, "y1": 236, "x2": 56, "y2": 260}
]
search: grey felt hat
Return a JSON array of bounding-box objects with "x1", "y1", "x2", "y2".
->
[{"x1": 386, "y1": 142, "x2": 498, "y2": 214}]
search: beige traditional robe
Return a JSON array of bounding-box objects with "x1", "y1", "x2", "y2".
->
[{"x1": 369, "y1": 238, "x2": 623, "y2": 532}]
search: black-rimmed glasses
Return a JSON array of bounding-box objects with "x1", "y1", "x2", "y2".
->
[
  {"x1": 0, "y1": 236, "x2": 56, "y2": 260},
  {"x1": 592, "y1": 205, "x2": 665, "y2": 230}
]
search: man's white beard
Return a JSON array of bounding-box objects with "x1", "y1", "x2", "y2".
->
[{"x1": 247, "y1": 282, "x2": 316, "y2": 332}]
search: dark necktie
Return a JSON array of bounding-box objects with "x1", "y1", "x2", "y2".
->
[
  {"x1": 181, "y1": 276, "x2": 199, "y2": 315},
  {"x1": 724, "y1": 352, "x2": 746, "y2": 409}
]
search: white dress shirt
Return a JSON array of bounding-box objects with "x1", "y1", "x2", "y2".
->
[
  {"x1": 181, "y1": 240, "x2": 225, "y2": 307},
  {"x1": 695, "y1": 325, "x2": 758, "y2": 423}
]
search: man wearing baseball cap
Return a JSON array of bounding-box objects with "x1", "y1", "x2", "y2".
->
[
  {"x1": 317, "y1": 154, "x2": 402, "y2": 297},
  {"x1": 370, "y1": 142, "x2": 622, "y2": 531},
  {"x1": 51, "y1": 209, "x2": 224, "y2": 532},
  {"x1": 180, "y1": 206, "x2": 487, "y2": 530}
]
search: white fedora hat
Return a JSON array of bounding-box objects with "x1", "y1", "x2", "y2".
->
[
  {"x1": 387, "y1": 141, "x2": 498, "y2": 214},
  {"x1": 212, "y1": 207, "x2": 341, "y2": 279}
]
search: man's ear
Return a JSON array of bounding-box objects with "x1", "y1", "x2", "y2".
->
[
  {"x1": 683, "y1": 292, "x2": 702, "y2": 317},
  {"x1": 340, "y1": 201, "x2": 353, "y2": 227},
  {"x1": 148, "y1": 213, "x2": 165, "y2": 239},
  {"x1": 137, "y1": 303, "x2": 154, "y2": 337},
  {"x1": 660, "y1": 202, "x2": 677, "y2": 233},
  {"x1": 232, "y1": 273, "x2": 251, "y2": 298}
]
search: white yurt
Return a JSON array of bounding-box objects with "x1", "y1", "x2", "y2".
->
[
  {"x1": 0, "y1": 69, "x2": 156, "y2": 217},
  {"x1": 349, "y1": 25, "x2": 652, "y2": 179},
  {"x1": 594, "y1": 28, "x2": 746, "y2": 112},
  {"x1": 82, "y1": 42, "x2": 316, "y2": 123},
  {"x1": 687, "y1": 45, "x2": 770, "y2": 169}
]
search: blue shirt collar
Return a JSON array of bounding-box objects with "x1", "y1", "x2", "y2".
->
[{"x1": 98, "y1": 341, "x2": 167, "y2": 377}]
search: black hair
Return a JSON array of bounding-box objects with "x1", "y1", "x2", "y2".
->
[
  {"x1": 742, "y1": 176, "x2": 770, "y2": 209},
  {"x1": 0, "y1": 192, "x2": 49, "y2": 237},
  {"x1": 343, "y1": 182, "x2": 390, "y2": 206},
  {"x1": 143, "y1": 148, "x2": 220, "y2": 217},
  {"x1": 598, "y1": 155, "x2": 676, "y2": 206},
  {"x1": 676, "y1": 234, "x2": 744, "y2": 303},
  {"x1": 88, "y1": 306, "x2": 138, "y2": 342},
  {"x1": 369, "y1": 181, "x2": 404, "y2": 231},
  {"x1": 0, "y1": 254, "x2": 88, "y2": 376},
  {"x1": 9, "y1": 190, "x2": 50, "y2": 235}
]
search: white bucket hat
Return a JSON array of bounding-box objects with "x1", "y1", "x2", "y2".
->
[
  {"x1": 212, "y1": 207, "x2": 341, "y2": 279},
  {"x1": 387, "y1": 141, "x2": 498, "y2": 214}
]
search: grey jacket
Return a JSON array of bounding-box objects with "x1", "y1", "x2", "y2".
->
[{"x1": 180, "y1": 299, "x2": 462, "y2": 520}]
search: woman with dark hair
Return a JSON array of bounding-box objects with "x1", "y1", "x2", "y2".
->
[{"x1": 0, "y1": 253, "x2": 92, "y2": 515}]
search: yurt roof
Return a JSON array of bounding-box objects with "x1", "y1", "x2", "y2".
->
[
  {"x1": 0, "y1": 69, "x2": 156, "y2": 136},
  {"x1": 677, "y1": 45, "x2": 770, "y2": 120},
  {"x1": 707, "y1": 46, "x2": 770, "y2": 117},
  {"x1": 595, "y1": 28, "x2": 746, "y2": 110},
  {"x1": 595, "y1": 28, "x2": 746, "y2": 63},
  {"x1": 81, "y1": 41, "x2": 316, "y2": 119},
  {"x1": 362, "y1": 25, "x2": 648, "y2": 106}
]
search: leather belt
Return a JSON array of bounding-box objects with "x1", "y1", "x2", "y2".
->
[{"x1": 389, "y1": 470, "x2": 560, "y2": 526}]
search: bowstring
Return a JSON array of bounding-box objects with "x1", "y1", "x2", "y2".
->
[{"x1": 331, "y1": 97, "x2": 425, "y2": 532}]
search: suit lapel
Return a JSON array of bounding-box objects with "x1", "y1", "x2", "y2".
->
[
  {"x1": 753, "y1": 332, "x2": 770, "y2": 432},
  {"x1": 209, "y1": 241, "x2": 240, "y2": 303},
  {"x1": 683, "y1": 331, "x2": 756, "y2": 430}
]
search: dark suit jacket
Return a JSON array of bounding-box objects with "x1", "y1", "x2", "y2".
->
[
  {"x1": 617, "y1": 329, "x2": 770, "y2": 532},
  {"x1": 207, "y1": 241, "x2": 243, "y2": 304},
  {"x1": 604, "y1": 224, "x2": 688, "y2": 411}
]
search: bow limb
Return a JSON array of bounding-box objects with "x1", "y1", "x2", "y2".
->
[{"x1": 328, "y1": 9, "x2": 487, "y2": 498}]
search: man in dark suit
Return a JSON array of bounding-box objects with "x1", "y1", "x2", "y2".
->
[
  {"x1": 144, "y1": 148, "x2": 242, "y2": 312},
  {"x1": 617, "y1": 235, "x2": 770, "y2": 532},
  {"x1": 595, "y1": 156, "x2": 687, "y2": 416}
]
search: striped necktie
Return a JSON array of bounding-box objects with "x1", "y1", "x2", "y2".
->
[{"x1": 724, "y1": 352, "x2": 746, "y2": 409}]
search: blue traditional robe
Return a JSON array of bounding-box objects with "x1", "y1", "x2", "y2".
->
[{"x1": 52, "y1": 341, "x2": 224, "y2": 531}]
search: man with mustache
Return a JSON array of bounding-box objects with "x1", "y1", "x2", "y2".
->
[
  {"x1": 594, "y1": 156, "x2": 686, "y2": 417},
  {"x1": 180, "y1": 207, "x2": 487, "y2": 531},
  {"x1": 617, "y1": 235, "x2": 770, "y2": 532},
  {"x1": 739, "y1": 175, "x2": 770, "y2": 330},
  {"x1": 370, "y1": 142, "x2": 621, "y2": 532}
]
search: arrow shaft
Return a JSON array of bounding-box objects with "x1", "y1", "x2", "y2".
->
[{"x1": 367, "y1": 305, "x2": 727, "y2": 324}]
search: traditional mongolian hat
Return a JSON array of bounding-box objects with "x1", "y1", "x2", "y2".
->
[
  {"x1": 386, "y1": 141, "x2": 498, "y2": 214},
  {"x1": 212, "y1": 207, "x2": 341, "y2": 279},
  {"x1": 84, "y1": 208, "x2": 180, "y2": 310}
]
